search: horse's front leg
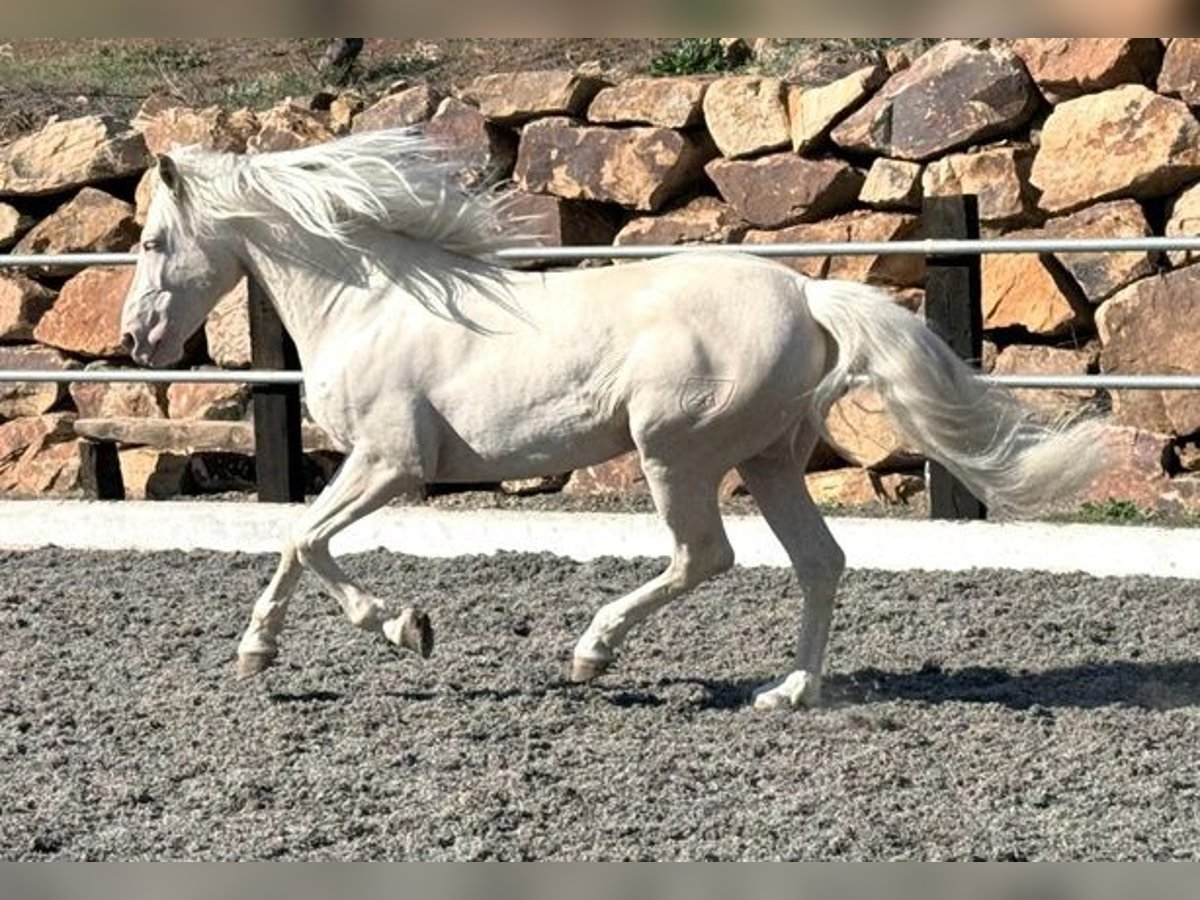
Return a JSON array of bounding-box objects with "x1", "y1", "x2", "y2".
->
[
  {"x1": 236, "y1": 543, "x2": 303, "y2": 676},
  {"x1": 235, "y1": 444, "x2": 433, "y2": 677}
]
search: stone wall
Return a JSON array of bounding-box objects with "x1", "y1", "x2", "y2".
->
[{"x1": 2, "y1": 38, "x2": 1200, "y2": 514}]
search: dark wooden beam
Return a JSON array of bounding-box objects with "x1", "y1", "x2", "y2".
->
[
  {"x1": 247, "y1": 278, "x2": 306, "y2": 503},
  {"x1": 922, "y1": 194, "x2": 987, "y2": 521}
]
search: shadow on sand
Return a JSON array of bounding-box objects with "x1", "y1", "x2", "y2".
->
[
  {"x1": 666, "y1": 659, "x2": 1200, "y2": 711},
  {"x1": 827, "y1": 659, "x2": 1200, "y2": 710}
]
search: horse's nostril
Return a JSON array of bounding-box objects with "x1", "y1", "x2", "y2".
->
[{"x1": 120, "y1": 332, "x2": 136, "y2": 355}]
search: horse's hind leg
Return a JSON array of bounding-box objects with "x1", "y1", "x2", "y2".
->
[
  {"x1": 572, "y1": 458, "x2": 734, "y2": 681},
  {"x1": 235, "y1": 445, "x2": 432, "y2": 677},
  {"x1": 737, "y1": 444, "x2": 845, "y2": 710}
]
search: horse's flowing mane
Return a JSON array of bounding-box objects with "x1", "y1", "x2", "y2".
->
[{"x1": 167, "y1": 128, "x2": 528, "y2": 258}]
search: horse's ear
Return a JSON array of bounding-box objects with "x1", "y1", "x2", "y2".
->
[{"x1": 156, "y1": 154, "x2": 184, "y2": 199}]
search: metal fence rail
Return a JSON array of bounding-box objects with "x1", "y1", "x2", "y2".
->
[
  {"x1": 501, "y1": 237, "x2": 1200, "y2": 261},
  {"x1": 0, "y1": 369, "x2": 304, "y2": 385},
  {"x1": 6, "y1": 235, "x2": 1200, "y2": 269},
  {"x1": 4, "y1": 369, "x2": 1200, "y2": 391}
]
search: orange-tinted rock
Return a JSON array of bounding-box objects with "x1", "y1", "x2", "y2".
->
[
  {"x1": 991, "y1": 344, "x2": 1097, "y2": 417},
  {"x1": 33, "y1": 267, "x2": 132, "y2": 358},
  {"x1": 1013, "y1": 39, "x2": 1163, "y2": 103},
  {"x1": 0, "y1": 202, "x2": 33, "y2": 249},
  {"x1": 133, "y1": 102, "x2": 259, "y2": 155},
  {"x1": 787, "y1": 63, "x2": 887, "y2": 153},
  {"x1": 615, "y1": 196, "x2": 746, "y2": 247},
  {"x1": 1030, "y1": 85, "x2": 1200, "y2": 214},
  {"x1": 426, "y1": 97, "x2": 518, "y2": 187},
  {"x1": 806, "y1": 467, "x2": 925, "y2": 508},
  {"x1": 1157, "y1": 38, "x2": 1200, "y2": 106},
  {"x1": 563, "y1": 451, "x2": 647, "y2": 496},
  {"x1": 351, "y1": 85, "x2": 442, "y2": 132},
  {"x1": 0, "y1": 414, "x2": 96, "y2": 497},
  {"x1": 0, "y1": 115, "x2": 150, "y2": 196},
  {"x1": 1040, "y1": 200, "x2": 1156, "y2": 302},
  {"x1": 824, "y1": 386, "x2": 920, "y2": 470},
  {"x1": 982, "y1": 250, "x2": 1090, "y2": 336},
  {"x1": 515, "y1": 118, "x2": 712, "y2": 212},
  {"x1": 588, "y1": 77, "x2": 708, "y2": 128},
  {"x1": 922, "y1": 146, "x2": 1035, "y2": 227},
  {"x1": 167, "y1": 379, "x2": 250, "y2": 420},
  {"x1": 204, "y1": 279, "x2": 251, "y2": 369},
  {"x1": 705, "y1": 154, "x2": 863, "y2": 229},
  {"x1": 464, "y1": 71, "x2": 606, "y2": 125},
  {"x1": 0, "y1": 346, "x2": 74, "y2": 420},
  {"x1": 1074, "y1": 425, "x2": 1171, "y2": 511},
  {"x1": 118, "y1": 447, "x2": 191, "y2": 500},
  {"x1": 701, "y1": 76, "x2": 790, "y2": 159},
  {"x1": 0, "y1": 275, "x2": 55, "y2": 341},
  {"x1": 859, "y1": 158, "x2": 923, "y2": 210},
  {"x1": 69, "y1": 366, "x2": 167, "y2": 419},
  {"x1": 14, "y1": 187, "x2": 138, "y2": 273},
  {"x1": 744, "y1": 211, "x2": 924, "y2": 287},
  {"x1": 247, "y1": 103, "x2": 334, "y2": 153},
  {"x1": 1165, "y1": 182, "x2": 1200, "y2": 269},
  {"x1": 501, "y1": 192, "x2": 618, "y2": 253},
  {"x1": 1096, "y1": 267, "x2": 1200, "y2": 435}
]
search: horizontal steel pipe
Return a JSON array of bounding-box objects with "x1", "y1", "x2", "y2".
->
[
  {"x1": 2, "y1": 370, "x2": 1199, "y2": 391},
  {"x1": 0, "y1": 369, "x2": 303, "y2": 385},
  {"x1": 6, "y1": 235, "x2": 1200, "y2": 269}
]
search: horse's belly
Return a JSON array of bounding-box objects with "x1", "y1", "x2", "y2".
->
[
  {"x1": 416, "y1": 344, "x2": 633, "y2": 480},
  {"x1": 432, "y1": 419, "x2": 635, "y2": 483}
]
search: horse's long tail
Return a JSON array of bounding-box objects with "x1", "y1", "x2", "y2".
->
[{"x1": 802, "y1": 278, "x2": 1108, "y2": 513}]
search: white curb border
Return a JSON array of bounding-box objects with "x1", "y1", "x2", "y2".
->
[{"x1": 0, "y1": 500, "x2": 1196, "y2": 580}]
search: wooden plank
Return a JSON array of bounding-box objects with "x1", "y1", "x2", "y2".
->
[
  {"x1": 73, "y1": 418, "x2": 341, "y2": 454},
  {"x1": 247, "y1": 278, "x2": 306, "y2": 503},
  {"x1": 922, "y1": 194, "x2": 987, "y2": 521}
]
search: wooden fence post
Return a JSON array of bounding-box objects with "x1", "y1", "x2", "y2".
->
[
  {"x1": 247, "y1": 278, "x2": 306, "y2": 503},
  {"x1": 922, "y1": 194, "x2": 987, "y2": 521},
  {"x1": 93, "y1": 441, "x2": 125, "y2": 500}
]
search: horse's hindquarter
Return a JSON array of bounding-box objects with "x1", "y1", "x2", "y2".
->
[{"x1": 604, "y1": 256, "x2": 827, "y2": 460}]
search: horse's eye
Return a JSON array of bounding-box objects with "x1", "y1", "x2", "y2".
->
[{"x1": 141, "y1": 239, "x2": 161, "y2": 253}]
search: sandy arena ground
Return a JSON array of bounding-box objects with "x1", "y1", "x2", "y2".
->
[{"x1": 1, "y1": 546, "x2": 1197, "y2": 860}]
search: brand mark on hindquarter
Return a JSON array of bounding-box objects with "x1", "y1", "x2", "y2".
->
[{"x1": 680, "y1": 377, "x2": 735, "y2": 420}]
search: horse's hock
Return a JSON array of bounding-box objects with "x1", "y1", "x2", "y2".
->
[{"x1": 2, "y1": 38, "x2": 1199, "y2": 515}]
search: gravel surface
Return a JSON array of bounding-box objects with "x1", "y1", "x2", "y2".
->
[{"x1": 1, "y1": 547, "x2": 1198, "y2": 860}]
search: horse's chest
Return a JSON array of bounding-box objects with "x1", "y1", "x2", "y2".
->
[{"x1": 303, "y1": 368, "x2": 390, "y2": 446}]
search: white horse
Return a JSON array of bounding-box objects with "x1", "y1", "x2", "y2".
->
[{"x1": 119, "y1": 129, "x2": 1106, "y2": 709}]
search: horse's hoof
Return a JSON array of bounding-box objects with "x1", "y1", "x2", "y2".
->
[
  {"x1": 236, "y1": 651, "x2": 276, "y2": 678},
  {"x1": 752, "y1": 670, "x2": 821, "y2": 710},
  {"x1": 384, "y1": 608, "x2": 434, "y2": 658},
  {"x1": 571, "y1": 655, "x2": 611, "y2": 683}
]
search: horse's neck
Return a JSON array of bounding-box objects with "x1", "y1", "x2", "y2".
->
[
  {"x1": 236, "y1": 226, "x2": 528, "y2": 365},
  {"x1": 235, "y1": 242, "x2": 340, "y2": 367}
]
